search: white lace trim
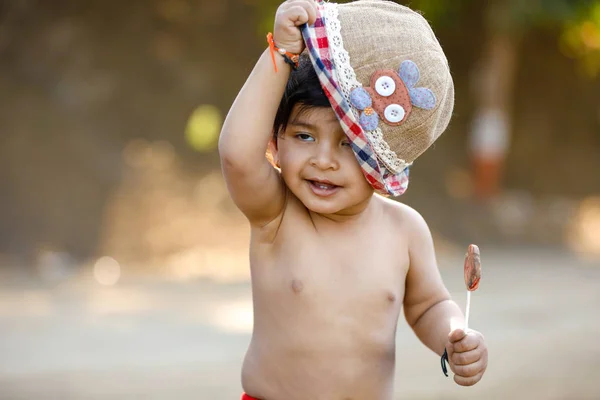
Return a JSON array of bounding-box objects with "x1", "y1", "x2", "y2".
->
[{"x1": 322, "y1": 2, "x2": 409, "y2": 173}]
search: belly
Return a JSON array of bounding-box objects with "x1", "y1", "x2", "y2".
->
[
  {"x1": 253, "y1": 289, "x2": 401, "y2": 350},
  {"x1": 242, "y1": 339, "x2": 396, "y2": 400},
  {"x1": 242, "y1": 277, "x2": 403, "y2": 399}
]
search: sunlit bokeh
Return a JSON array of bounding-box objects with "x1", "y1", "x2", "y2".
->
[
  {"x1": 560, "y1": 2, "x2": 600, "y2": 76},
  {"x1": 87, "y1": 287, "x2": 154, "y2": 315},
  {"x1": 567, "y1": 196, "x2": 600, "y2": 260},
  {"x1": 209, "y1": 300, "x2": 254, "y2": 334},
  {"x1": 35, "y1": 248, "x2": 75, "y2": 283},
  {"x1": 450, "y1": 316, "x2": 464, "y2": 333},
  {"x1": 93, "y1": 256, "x2": 121, "y2": 286},
  {"x1": 165, "y1": 246, "x2": 250, "y2": 283},
  {"x1": 185, "y1": 104, "x2": 222, "y2": 152},
  {"x1": 123, "y1": 139, "x2": 176, "y2": 171}
]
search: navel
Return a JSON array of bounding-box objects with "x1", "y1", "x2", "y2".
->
[{"x1": 291, "y1": 279, "x2": 304, "y2": 294}]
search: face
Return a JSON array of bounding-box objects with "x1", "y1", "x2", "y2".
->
[{"x1": 273, "y1": 105, "x2": 374, "y2": 217}]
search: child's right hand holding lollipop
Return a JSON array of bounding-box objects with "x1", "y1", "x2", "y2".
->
[
  {"x1": 273, "y1": 0, "x2": 318, "y2": 54},
  {"x1": 444, "y1": 244, "x2": 488, "y2": 386},
  {"x1": 446, "y1": 328, "x2": 488, "y2": 386}
]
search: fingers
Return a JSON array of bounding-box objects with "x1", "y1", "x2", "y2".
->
[
  {"x1": 450, "y1": 350, "x2": 487, "y2": 386},
  {"x1": 449, "y1": 330, "x2": 483, "y2": 353},
  {"x1": 446, "y1": 346, "x2": 484, "y2": 375},
  {"x1": 448, "y1": 328, "x2": 466, "y2": 343},
  {"x1": 454, "y1": 370, "x2": 484, "y2": 387},
  {"x1": 286, "y1": 6, "x2": 310, "y2": 26},
  {"x1": 451, "y1": 348, "x2": 481, "y2": 366},
  {"x1": 446, "y1": 329, "x2": 488, "y2": 386},
  {"x1": 304, "y1": 1, "x2": 317, "y2": 25},
  {"x1": 273, "y1": 0, "x2": 316, "y2": 54},
  {"x1": 281, "y1": 0, "x2": 317, "y2": 25},
  {"x1": 452, "y1": 355, "x2": 487, "y2": 377}
]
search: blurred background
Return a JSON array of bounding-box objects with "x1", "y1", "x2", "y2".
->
[{"x1": 1, "y1": 0, "x2": 599, "y2": 399}]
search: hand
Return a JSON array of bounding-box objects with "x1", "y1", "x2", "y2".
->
[
  {"x1": 273, "y1": 0, "x2": 318, "y2": 54},
  {"x1": 445, "y1": 329, "x2": 488, "y2": 386}
]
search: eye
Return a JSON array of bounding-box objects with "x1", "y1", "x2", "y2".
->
[
  {"x1": 341, "y1": 140, "x2": 352, "y2": 147},
  {"x1": 296, "y1": 133, "x2": 314, "y2": 142}
]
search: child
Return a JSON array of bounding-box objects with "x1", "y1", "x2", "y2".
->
[{"x1": 219, "y1": 0, "x2": 488, "y2": 398}]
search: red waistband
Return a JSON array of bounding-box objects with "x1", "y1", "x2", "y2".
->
[{"x1": 241, "y1": 393, "x2": 260, "y2": 400}]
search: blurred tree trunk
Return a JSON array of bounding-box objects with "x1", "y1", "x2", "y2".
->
[{"x1": 469, "y1": 0, "x2": 518, "y2": 200}]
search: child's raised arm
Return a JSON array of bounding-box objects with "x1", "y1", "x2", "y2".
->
[{"x1": 219, "y1": 0, "x2": 317, "y2": 227}]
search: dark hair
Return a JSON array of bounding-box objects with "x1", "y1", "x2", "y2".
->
[{"x1": 272, "y1": 53, "x2": 331, "y2": 140}]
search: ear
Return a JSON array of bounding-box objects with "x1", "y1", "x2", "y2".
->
[{"x1": 267, "y1": 138, "x2": 280, "y2": 168}]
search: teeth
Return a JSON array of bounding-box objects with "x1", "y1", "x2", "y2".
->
[{"x1": 313, "y1": 182, "x2": 334, "y2": 190}]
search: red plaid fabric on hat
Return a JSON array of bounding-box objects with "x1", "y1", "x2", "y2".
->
[{"x1": 300, "y1": 1, "x2": 410, "y2": 196}]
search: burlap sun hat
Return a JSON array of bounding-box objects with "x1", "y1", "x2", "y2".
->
[{"x1": 301, "y1": 0, "x2": 454, "y2": 196}]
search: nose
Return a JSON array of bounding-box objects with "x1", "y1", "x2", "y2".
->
[{"x1": 310, "y1": 143, "x2": 340, "y2": 171}]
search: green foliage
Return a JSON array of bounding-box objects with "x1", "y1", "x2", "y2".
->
[
  {"x1": 251, "y1": 0, "x2": 600, "y2": 74},
  {"x1": 407, "y1": 0, "x2": 596, "y2": 29},
  {"x1": 251, "y1": 0, "x2": 594, "y2": 32},
  {"x1": 404, "y1": 0, "x2": 469, "y2": 27},
  {"x1": 509, "y1": 0, "x2": 593, "y2": 27},
  {"x1": 560, "y1": 1, "x2": 600, "y2": 76}
]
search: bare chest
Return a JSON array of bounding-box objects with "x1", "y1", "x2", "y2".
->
[{"x1": 251, "y1": 225, "x2": 409, "y2": 313}]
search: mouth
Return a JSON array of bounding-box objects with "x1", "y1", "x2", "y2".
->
[{"x1": 307, "y1": 179, "x2": 341, "y2": 197}]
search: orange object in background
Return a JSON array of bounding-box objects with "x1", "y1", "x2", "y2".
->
[{"x1": 472, "y1": 155, "x2": 504, "y2": 200}]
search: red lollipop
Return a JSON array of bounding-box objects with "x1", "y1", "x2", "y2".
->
[{"x1": 464, "y1": 244, "x2": 481, "y2": 291}]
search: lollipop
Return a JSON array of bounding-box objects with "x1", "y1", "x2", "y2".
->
[
  {"x1": 441, "y1": 244, "x2": 482, "y2": 377},
  {"x1": 463, "y1": 244, "x2": 481, "y2": 331}
]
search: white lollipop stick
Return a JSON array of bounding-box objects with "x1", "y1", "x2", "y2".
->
[
  {"x1": 463, "y1": 244, "x2": 481, "y2": 332},
  {"x1": 465, "y1": 290, "x2": 471, "y2": 331}
]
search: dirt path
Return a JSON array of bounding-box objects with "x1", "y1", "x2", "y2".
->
[{"x1": 0, "y1": 249, "x2": 599, "y2": 399}]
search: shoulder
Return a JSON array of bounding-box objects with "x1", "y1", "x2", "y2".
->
[
  {"x1": 376, "y1": 195, "x2": 428, "y2": 230},
  {"x1": 374, "y1": 195, "x2": 432, "y2": 251}
]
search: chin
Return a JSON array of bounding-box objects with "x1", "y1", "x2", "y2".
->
[
  {"x1": 301, "y1": 187, "x2": 366, "y2": 216},
  {"x1": 285, "y1": 182, "x2": 343, "y2": 214},
  {"x1": 302, "y1": 198, "x2": 348, "y2": 215}
]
